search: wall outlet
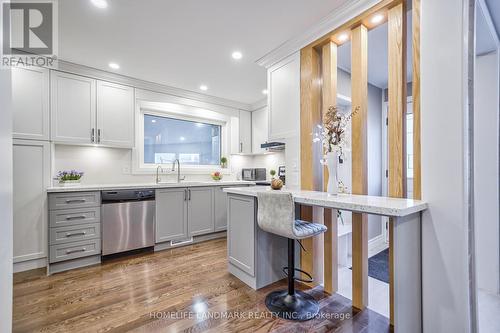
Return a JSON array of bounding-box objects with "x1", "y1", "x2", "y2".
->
[{"x1": 122, "y1": 166, "x2": 130, "y2": 174}]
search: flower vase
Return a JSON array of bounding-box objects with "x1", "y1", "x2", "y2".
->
[{"x1": 326, "y1": 152, "x2": 338, "y2": 195}]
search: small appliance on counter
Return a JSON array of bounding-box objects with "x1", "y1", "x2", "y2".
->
[
  {"x1": 242, "y1": 168, "x2": 267, "y2": 182},
  {"x1": 278, "y1": 165, "x2": 286, "y2": 184}
]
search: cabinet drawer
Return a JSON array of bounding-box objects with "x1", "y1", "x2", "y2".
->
[
  {"x1": 49, "y1": 223, "x2": 100, "y2": 245},
  {"x1": 49, "y1": 207, "x2": 100, "y2": 227},
  {"x1": 49, "y1": 239, "x2": 101, "y2": 263},
  {"x1": 49, "y1": 192, "x2": 101, "y2": 210}
]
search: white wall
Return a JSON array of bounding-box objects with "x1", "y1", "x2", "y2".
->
[
  {"x1": 0, "y1": 2, "x2": 13, "y2": 330},
  {"x1": 474, "y1": 51, "x2": 500, "y2": 294},
  {"x1": 421, "y1": 0, "x2": 472, "y2": 331}
]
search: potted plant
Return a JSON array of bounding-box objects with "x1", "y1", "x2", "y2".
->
[
  {"x1": 269, "y1": 169, "x2": 283, "y2": 190},
  {"x1": 314, "y1": 105, "x2": 359, "y2": 194},
  {"x1": 220, "y1": 156, "x2": 228, "y2": 168},
  {"x1": 56, "y1": 170, "x2": 84, "y2": 187}
]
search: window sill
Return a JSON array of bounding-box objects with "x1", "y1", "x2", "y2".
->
[{"x1": 132, "y1": 166, "x2": 232, "y2": 175}]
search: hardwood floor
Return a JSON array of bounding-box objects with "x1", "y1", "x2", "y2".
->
[{"x1": 13, "y1": 239, "x2": 391, "y2": 333}]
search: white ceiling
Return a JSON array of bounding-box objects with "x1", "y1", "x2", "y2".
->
[
  {"x1": 58, "y1": 0, "x2": 350, "y2": 105},
  {"x1": 337, "y1": 11, "x2": 413, "y2": 89}
]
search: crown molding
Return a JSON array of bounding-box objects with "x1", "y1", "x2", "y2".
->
[
  {"x1": 249, "y1": 98, "x2": 267, "y2": 111},
  {"x1": 255, "y1": 0, "x2": 381, "y2": 68},
  {"x1": 53, "y1": 59, "x2": 253, "y2": 111}
]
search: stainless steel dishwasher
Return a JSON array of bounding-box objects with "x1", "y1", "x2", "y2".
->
[{"x1": 101, "y1": 189, "x2": 155, "y2": 255}]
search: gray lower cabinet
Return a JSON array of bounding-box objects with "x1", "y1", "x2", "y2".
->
[
  {"x1": 48, "y1": 191, "x2": 101, "y2": 273},
  {"x1": 188, "y1": 187, "x2": 214, "y2": 236},
  {"x1": 227, "y1": 194, "x2": 255, "y2": 276},
  {"x1": 156, "y1": 188, "x2": 188, "y2": 242},
  {"x1": 214, "y1": 186, "x2": 229, "y2": 231}
]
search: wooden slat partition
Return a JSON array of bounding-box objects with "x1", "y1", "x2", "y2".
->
[
  {"x1": 321, "y1": 41, "x2": 339, "y2": 294},
  {"x1": 387, "y1": 0, "x2": 407, "y2": 325},
  {"x1": 413, "y1": 0, "x2": 421, "y2": 200},
  {"x1": 300, "y1": 46, "x2": 322, "y2": 285},
  {"x1": 350, "y1": 24, "x2": 369, "y2": 311}
]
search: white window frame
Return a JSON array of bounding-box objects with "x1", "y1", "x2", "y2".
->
[{"x1": 132, "y1": 101, "x2": 232, "y2": 174}]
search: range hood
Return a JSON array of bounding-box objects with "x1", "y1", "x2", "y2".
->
[{"x1": 260, "y1": 141, "x2": 285, "y2": 151}]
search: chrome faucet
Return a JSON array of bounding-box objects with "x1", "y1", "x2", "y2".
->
[
  {"x1": 156, "y1": 165, "x2": 164, "y2": 184},
  {"x1": 171, "y1": 159, "x2": 185, "y2": 183}
]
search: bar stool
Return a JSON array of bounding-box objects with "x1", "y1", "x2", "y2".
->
[{"x1": 257, "y1": 191, "x2": 327, "y2": 321}]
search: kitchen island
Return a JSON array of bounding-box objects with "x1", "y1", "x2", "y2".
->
[{"x1": 224, "y1": 186, "x2": 427, "y2": 333}]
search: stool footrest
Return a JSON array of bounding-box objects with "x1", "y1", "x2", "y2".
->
[{"x1": 283, "y1": 267, "x2": 314, "y2": 284}]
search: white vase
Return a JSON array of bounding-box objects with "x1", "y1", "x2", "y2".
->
[{"x1": 326, "y1": 152, "x2": 338, "y2": 195}]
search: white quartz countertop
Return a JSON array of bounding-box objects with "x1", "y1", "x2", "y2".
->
[
  {"x1": 47, "y1": 180, "x2": 255, "y2": 193},
  {"x1": 223, "y1": 186, "x2": 427, "y2": 217}
]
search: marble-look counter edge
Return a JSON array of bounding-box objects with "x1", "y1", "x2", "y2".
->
[
  {"x1": 47, "y1": 181, "x2": 256, "y2": 193},
  {"x1": 223, "y1": 186, "x2": 428, "y2": 217}
]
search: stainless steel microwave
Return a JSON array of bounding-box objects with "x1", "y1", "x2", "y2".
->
[{"x1": 241, "y1": 168, "x2": 266, "y2": 181}]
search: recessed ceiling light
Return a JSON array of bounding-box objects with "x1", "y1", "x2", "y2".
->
[
  {"x1": 231, "y1": 51, "x2": 243, "y2": 60},
  {"x1": 108, "y1": 62, "x2": 120, "y2": 70},
  {"x1": 179, "y1": 136, "x2": 185, "y2": 141},
  {"x1": 262, "y1": 89, "x2": 268, "y2": 95},
  {"x1": 371, "y1": 14, "x2": 384, "y2": 24},
  {"x1": 338, "y1": 33, "x2": 349, "y2": 42},
  {"x1": 90, "y1": 0, "x2": 108, "y2": 9},
  {"x1": 199, "y1": 85, "x2": 208, "y2": 91}
]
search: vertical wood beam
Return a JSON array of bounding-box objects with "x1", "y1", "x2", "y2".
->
[
  {"x1": 300, "y1": 46, "x2": 321, "y2": 285},
  {"x1": 388, "y1": 1, "x2": 407, "y2": 326},
  {"x1": 413, "y1": 0, "x2": 421, "y2": 200},
  {"x1": 321, "y1": 41, "x2": 338, "y2": 294},
  {"x1": 351, "y1": 24, "x2": 369, "y2": 311}
]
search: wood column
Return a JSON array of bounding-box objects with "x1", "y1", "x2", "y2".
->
[
  {"x1": 300, "y1": 46, "x2": 321, "y2": 285},
  {"x1": 321, "y1": 41, "x2": 339, "y2": 294},
  {"x1": 412, "y1": 0, "x2": 421, "y2": 200},
  {"x1": 350, "y1": 24, "x2": 369, "y2": 311},
  {"x1": 388, "y1": 1, "x2": 407, "y2": 325}
]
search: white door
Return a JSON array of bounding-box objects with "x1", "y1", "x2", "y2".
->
[
  {"x1": 13, "y1": 140, "x2": 50, "y2": 263},
  {"x1": 51, "y1": 71, "x2": 96, "y2": 144},
  {"x1": 97, "y1": 81, "x2": 135, "y2": 148},
  {"x1": 12, "y1": 67, "x2": 50, "y2": 141},
  {"x1": 252, "y1": 106, "x2": 268, "y2": 154},
  {"x1": 239, "y1": 110, "x2": 252, "y2": 154},
  {"x1": 155, "y1": 188, "x2": 188, "y2": 242}
]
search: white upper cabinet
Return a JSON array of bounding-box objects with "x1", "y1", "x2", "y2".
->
[
  {"x1": 230, "y1": 111, "x2": 252, "y2": 154},
  {"x1": 268, "y1": 52, "x2": 300, "y2": 140},
  {"x1": 97, "y1": 81, "x2": 135, "y2": 148},
  {"x1": 51, "y1": 71, "x2": 135, "y2": 147},
  {"x1": 239, "y1": 110, "x2": 252, "y2": 154},
  {"x1": 12, "y1": 66, "x2": 49, "y2": 140},
  {"x1": 51, "y1": 71, "x2": 97, "y2": 144},
  {"x1": 251, "y1": 106, "x2": 268, "y2": 154}
]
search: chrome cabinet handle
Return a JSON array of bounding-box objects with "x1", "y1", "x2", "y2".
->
[
  {"x1": 66, "y1": 215, "x2": 86, "y2": 220},
  {"x1": 66, "y1": 231, "x2": 86, "y2": 237},
  {"x1": 97, "y1": 129, "x2": 101, "y2": 143},
  {"x1": 184, "y1": 189, "x2": 187, "y2": 201},
  {"x1": 65, "y1": 199, "x2": 86, "y2": 204},
  {"x1": 66, "y1": 247, "x2": 86, "y2": 254},
  {"x1": 188, "y1": 189, "x2": 191, "y2": 201},
  {"x1": 240, "y1": 142, "x2": 243, "y2": 153},
  {"x1": 91, "y1": 128, "x2": 95, "y2": 143}
]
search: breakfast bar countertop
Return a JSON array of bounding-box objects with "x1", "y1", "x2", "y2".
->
[
  {"x1": 47, "y1": 180, "x2": 255, "y2": 193},
  {"x1": 223, "y1": 186, "x2": 427, "y2": 217}
]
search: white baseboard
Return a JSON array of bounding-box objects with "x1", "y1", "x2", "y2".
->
[
  {"x1": 14, "y1": 257, "x2": 47, "y2": 273},
  {"x1": 369, "y1": 234, "x2": 388, "y2": 257}
]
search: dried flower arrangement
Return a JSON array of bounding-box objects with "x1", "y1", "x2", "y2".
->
[{"x1": 313, "y1": 105, "x2": 360, "y2": 154}]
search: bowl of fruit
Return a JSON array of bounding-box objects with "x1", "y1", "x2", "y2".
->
[{"x1": 211, "y1": 171, "x2": 223, "y2": 181}]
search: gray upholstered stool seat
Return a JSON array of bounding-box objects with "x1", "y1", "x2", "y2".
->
[
  {"x1": 293, "y1": 219, "x2": 327, "y2": 239},
  {"x1": 257, "y1": 190, "x2": 327, "y2": 321}
]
